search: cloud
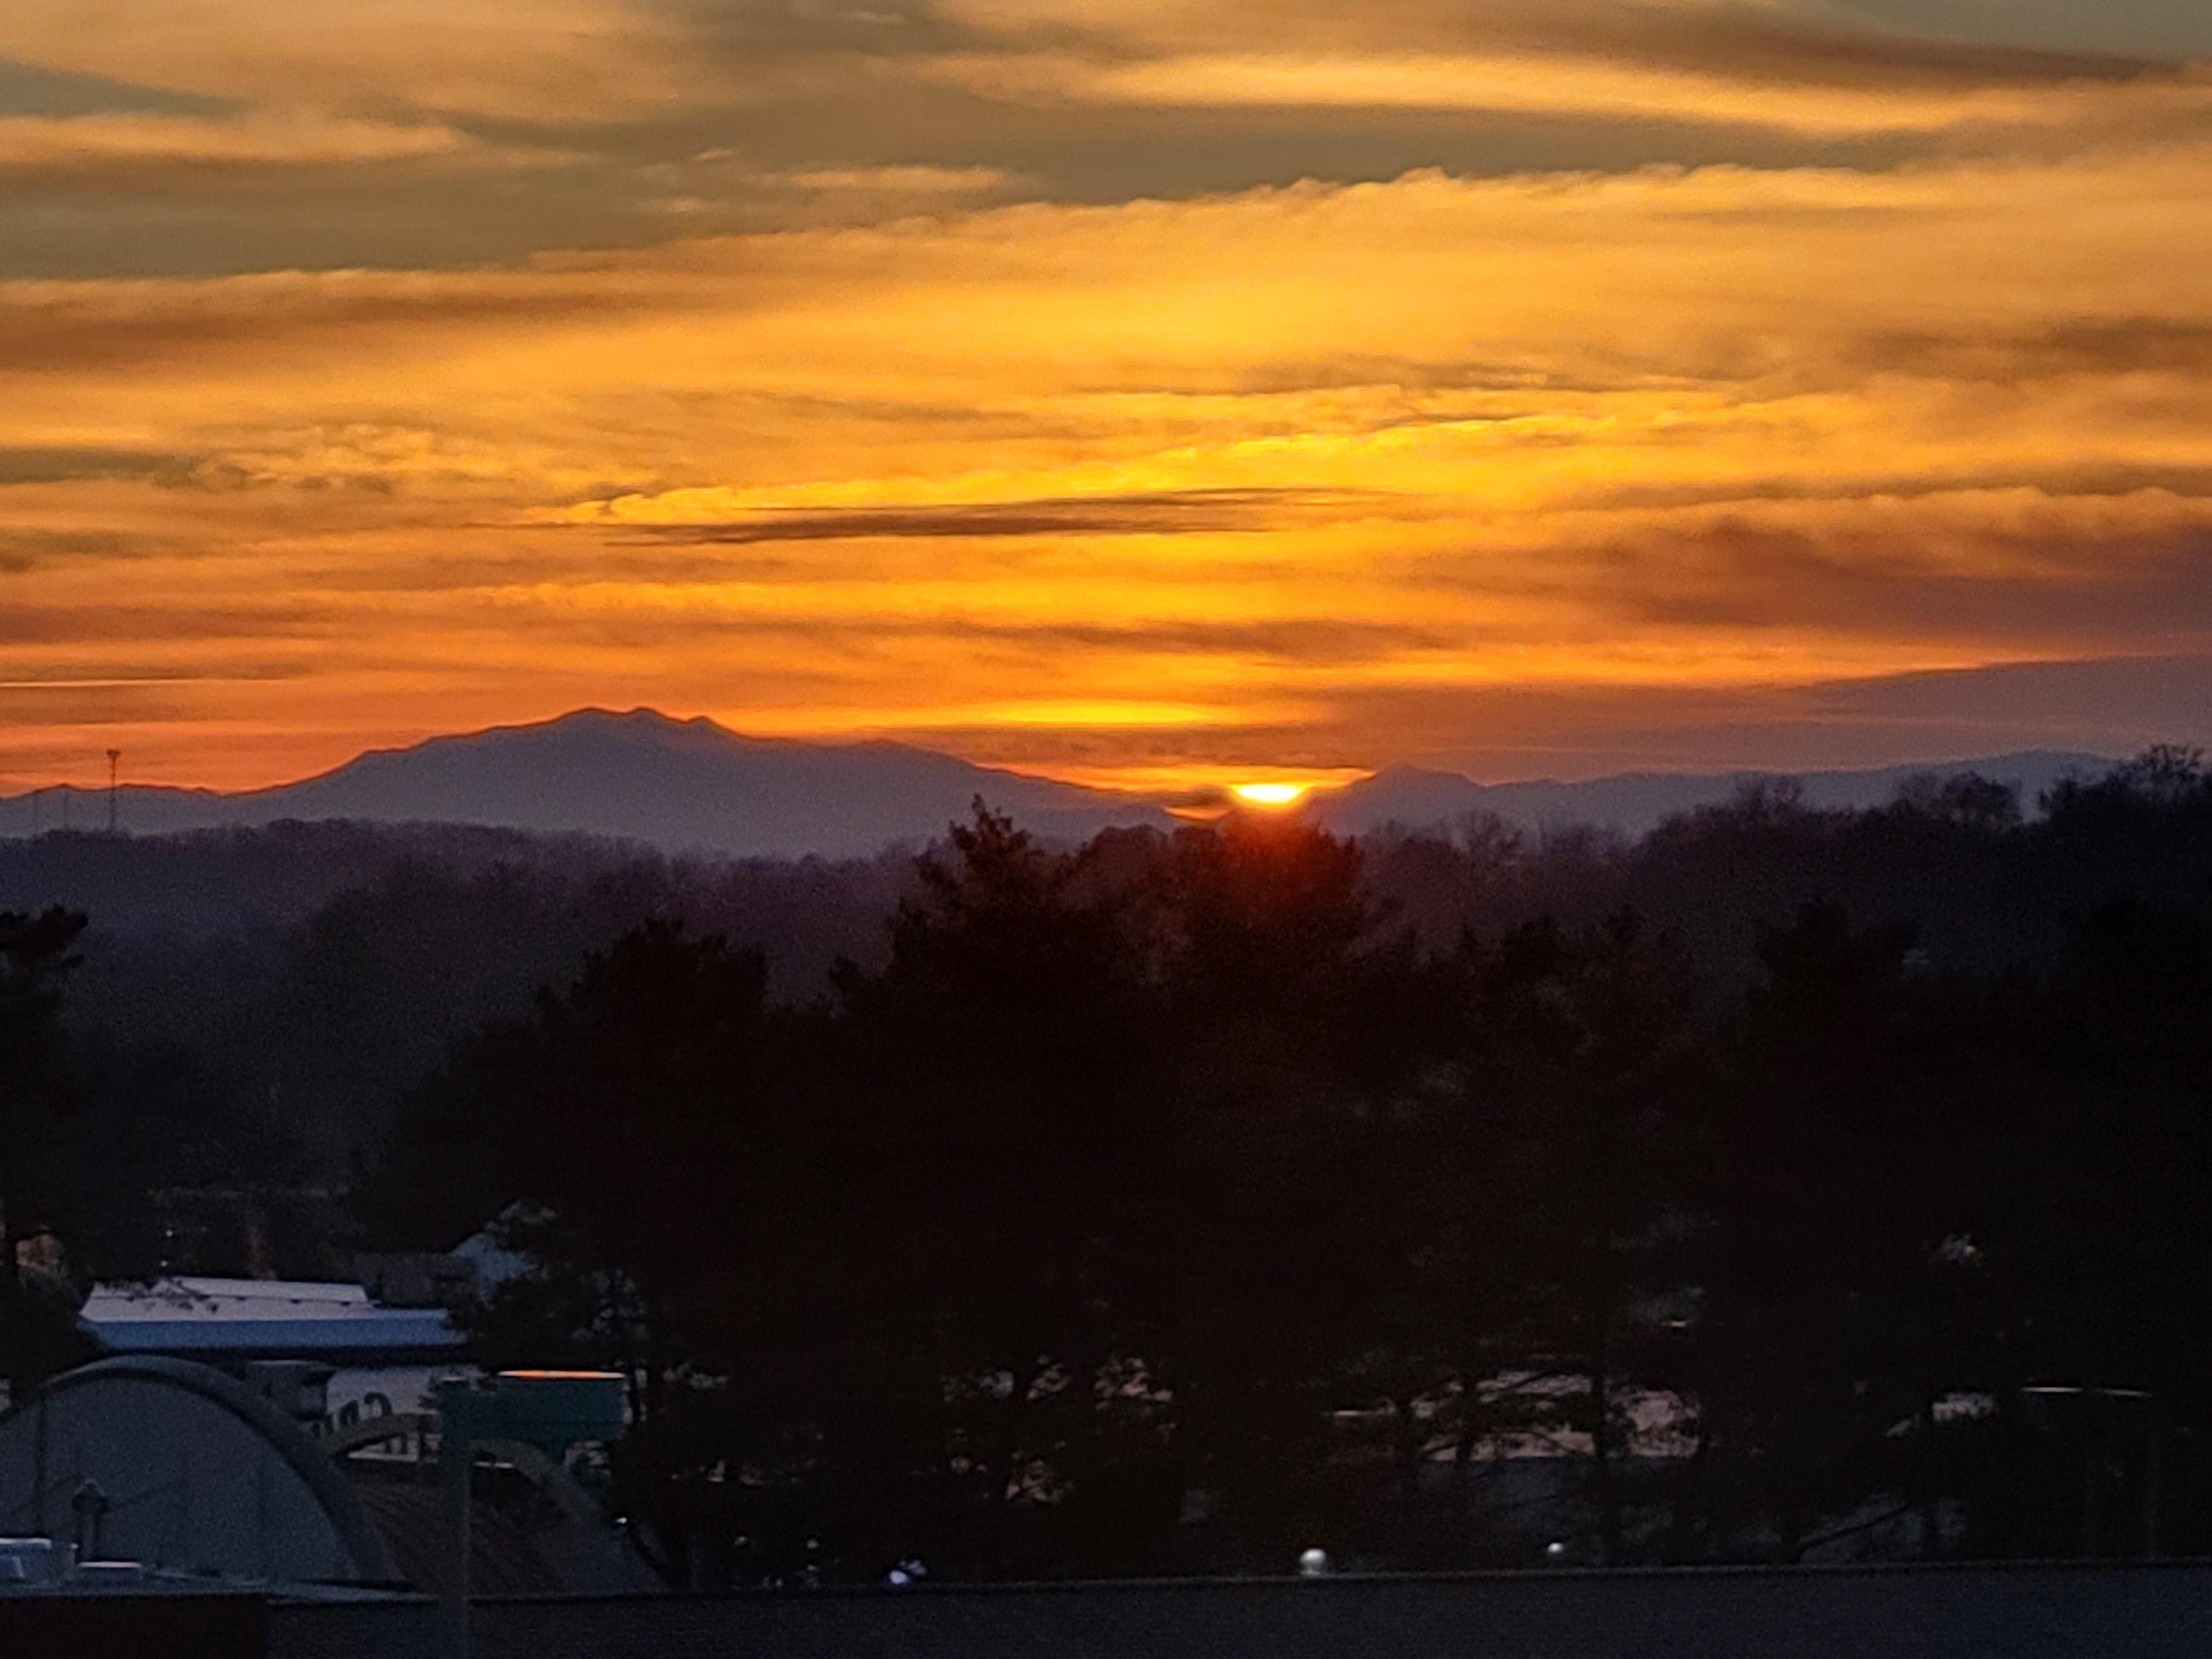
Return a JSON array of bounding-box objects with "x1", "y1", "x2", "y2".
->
[
  {"x1": 0, "y1": 111, "x2": 566, "y2": 189},
  {"x1": 1575, "y1": 464, "x2": 2212, "y2": 512},
  {"x1": 1561, "y1": 7, "x2": 2171, "y2": 92},
  {"x1": 568, "y1": 486, "x2": 1382, "y2": 538},
  {"x1": 1475, "y1": 489, "x2": 2212, "y2": 644},
  {"x1": 0, "y1": 261, "x2": 672, "y2": 374},
  {"x1": 0, "y1": 447, "x2": 190, "y2": 484},
  {"x1": 917, "y1": 0, "x2": 2205, "y2": 141},
  {"x1": 1251, "y1": 654, "x2": 2212, "y2": 780},
  {"x1": 774, "y1": 163, "x2": 1012, "y2": 194},
  {"x1": 625, "y1": 160, "x2": 1029, "y2": 227},
  {"x1": 1852, "y1": 315, "x2": 2212, "y2": 382},
  {"x1": 0, "y1": 0, "x2": 703, "y2": 123},
  {"x1": 0, "y1": 600, "x2": 338, "y2": 646},
  {"x1": 929, "y1": 0, "x2": 2170, "y2": 77},
  {"x1": 0, "y1": 55, "x2": 229, "y2": 118},
  {"x1": 923, "y1": 51, "x2": 2212, "y2": 139},
  {"x1": 1825, "y1": 0, "x2": 2212, "y2": 63},
  {"x1": 7, "y1": 0, "x2": 2208, "y2": 290},
  {"x1": 0, "y1": 528, "x2": 168, "y2": 576},
  {"x1": 7, "y1": 142, "x2": 2212, "y2": 788}
]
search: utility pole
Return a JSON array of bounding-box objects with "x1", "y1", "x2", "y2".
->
[
  {"x1": 437, "y1": 1372, "x2": 627, "y2": 1659},
  {"x1": 438, "y1": 1396, "x2": 473, "y2": 1659},
  {"x1": 105, "y1": 751, "x2": 120, "y2": 835}
]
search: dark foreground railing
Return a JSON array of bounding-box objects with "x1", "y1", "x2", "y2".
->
[
  {"x1": 12, "y1": 1562, "x2": 2211, "y2": 1659},
  {"x1": 0, "y1": 1589, "x2": 268, "y2": 1658}
]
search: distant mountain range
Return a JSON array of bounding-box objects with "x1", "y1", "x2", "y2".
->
[
  {"x1": 0, "y1": 708, "x2": 2118, "y2": 857},
  {"x1": 1312, "y1": 752, "x2": 2113, "y2": 840},
  {"x1": 0, "y1": 709, "x2": 1171, "y2": 859}
]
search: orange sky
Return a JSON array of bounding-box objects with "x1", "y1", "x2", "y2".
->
[{"x1": 7, "y1": 1, "x2": 2212, "y2": 795}]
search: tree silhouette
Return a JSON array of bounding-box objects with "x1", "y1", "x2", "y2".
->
[
  {"x1": 0, "y1": 906, "x2": 91, "y2": 1400},
  {"x1": 831, "y1": 803, "x2": 1173, "y2": 1575},
  {"x1": 286, "y1": 748, "x2": 2212, "y2": 1577},
  {"x1": 1677, "y1": 902, "x2": 1996, "y2": 1559}
]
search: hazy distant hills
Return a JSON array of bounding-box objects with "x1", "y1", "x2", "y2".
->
[
  {"x1": 0, "y1": 707, "x2": 2119, "y2": 856},
  {"x1": 1312, "y1": 752, "x2": 2113, "y2": 840},
  {"x1": 0, "y1": 708, "x2": 1170, "y2": 858}
]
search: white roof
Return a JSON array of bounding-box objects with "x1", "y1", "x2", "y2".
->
[
  {"x1": 80, "y1": 1278, "x2": 464, "y2": 1359},
  {"x1": 83, "y1": 1278, "x2": 378, "y2": 1321}
]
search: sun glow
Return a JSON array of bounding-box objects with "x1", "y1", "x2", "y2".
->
[{"x1": 1232, "y1": 782, "x2": 1309, "y2": 808}]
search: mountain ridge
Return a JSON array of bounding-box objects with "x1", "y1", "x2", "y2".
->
[
  {"x1": 1312, "y1": 751, "x2": 2115, "y2": 839},
  {"x1": 2, "y1": 708, "x2": 2124, "y2": 856},
  {"x1": 0, "y1": 707, "x2": 1171, "y2": 857}
]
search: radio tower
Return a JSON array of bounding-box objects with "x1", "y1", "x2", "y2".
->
[{"x1": 107, "y1": 748, "x2": 122, "y2": 834}]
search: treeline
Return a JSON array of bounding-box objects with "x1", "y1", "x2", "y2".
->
[
  {"x1": 5, "y1": 826, "x2": 911, "y2": 1266},
  {"x1": 13, "y1": 748, "x2": 2210, "y2": 1233},
  {"x1": 4, "y1": 751, "x2": 2211, "y2": 1573},
  {"x1": 347, "y1": 750, "x2": 2212, "y2": 1581}
]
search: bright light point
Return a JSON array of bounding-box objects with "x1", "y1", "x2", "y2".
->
[{"x1": 1233, "y1": 782, "x2": 1308, "y2": 807}]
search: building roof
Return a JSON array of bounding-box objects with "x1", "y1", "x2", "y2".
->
[
  {"x1": 0, "y1": 1355, "x2": 400, "y2": 1587},
  {"x1": 80, "y1": 1278, "x2": 466, "y2": 1364},
  {"x1": 351, "y1": 1479, "x2": 567, "y2": 1599}
]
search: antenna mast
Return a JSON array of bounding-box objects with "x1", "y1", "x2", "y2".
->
[{"x1": 107, "y1": 748, "x2": 121, "y2": 834}]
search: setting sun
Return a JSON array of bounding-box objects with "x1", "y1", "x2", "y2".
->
[{"x1": 1232, "y1": 782, "x2": 1309, "y2": 808}]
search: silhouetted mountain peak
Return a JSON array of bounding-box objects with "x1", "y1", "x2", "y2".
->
[
  {"x1": 2, "y1": 709, "x2": 1167, "y2": 857},
  {"x1": 2, "y1": 712, "x2": 2126, "y2": 858}
]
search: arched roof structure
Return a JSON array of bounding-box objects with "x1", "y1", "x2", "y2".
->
[{"x1": 0, "y1": 1356, "x2": 399, "y2": 1585}]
